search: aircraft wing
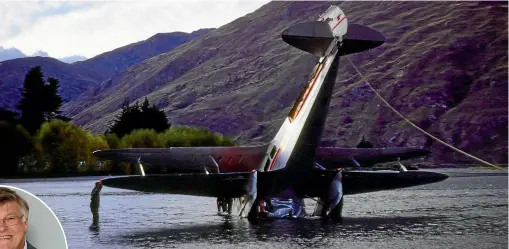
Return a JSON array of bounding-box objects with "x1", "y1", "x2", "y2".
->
[
  {"x1": 101, "y1": 170, "x2": 447, "y2": 197},
  {"x1": 93, "y1": 146, "x2": 430, "y2": 172},
  {"x1": 101, "y1": 172, "x2": 257, "y2": 198},
  {"x1": 93, "y1": 148, "x2": 182, "y2": 164},
  {"x1": 315, "y1": 147, "x2": 430, "y2": 168},
  {"x1": 93, "y1": 145, "x2": 266, "y2": 172}
]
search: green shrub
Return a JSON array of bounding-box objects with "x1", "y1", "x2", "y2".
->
[
  {"x1": 103, "y1": 133, "x2": 120, "y2": 149},
  {"x1": 119, "y1": 129, "x2": 165, "y2": 148},
  {"x1": 160, "y1": 126, "x2": 233, "y2": 147},
  {"x1": 35, "y1": 120, "x2": 108, "y2": 173}
]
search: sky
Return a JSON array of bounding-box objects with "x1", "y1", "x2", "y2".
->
[{"x1": 0, "y1": 0, "x2": 269, "y2": 59}]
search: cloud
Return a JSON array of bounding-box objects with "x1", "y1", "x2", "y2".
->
[{"x1": 0, "y1": 0, "x2": 269, "y2": 58}]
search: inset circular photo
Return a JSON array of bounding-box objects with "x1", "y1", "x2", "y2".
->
[{"x1": 0, "y1": 185, "x2": 67, "y2": 249}]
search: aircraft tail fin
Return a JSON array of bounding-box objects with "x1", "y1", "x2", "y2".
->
[{"x1": 258, "y1": 6, "x2": 385, "y2": 173}]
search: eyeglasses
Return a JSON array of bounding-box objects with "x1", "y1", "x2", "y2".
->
[{"x1": 0, "y1": 215, "x2": 24, "y2": 226}]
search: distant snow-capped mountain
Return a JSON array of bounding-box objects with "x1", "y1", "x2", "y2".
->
[
  {"x1": 0, "y1": 46, "x2": 26, "y2": 61},
  {"x1": 0, "y1": 47, "x2": 87, "y2": 63}
]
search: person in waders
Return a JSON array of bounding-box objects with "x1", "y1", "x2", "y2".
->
[{"x1": 89, "y1": 181, "x2": 102, "y2": 230}]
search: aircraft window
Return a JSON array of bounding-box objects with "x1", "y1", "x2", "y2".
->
[
  {"x1": 264, "y1": 158, "x2": 271, "y2": 171},
  {"x1": 270, "y1": 146, "x2": 277, "y2": 158}
]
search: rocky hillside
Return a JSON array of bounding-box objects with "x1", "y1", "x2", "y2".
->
[
  {"x1": 0, "y1": 29, "x2": 212, "y2": 111},
  {"x1": 65, "y1": 1, "x2": 507, "y2": 164}
]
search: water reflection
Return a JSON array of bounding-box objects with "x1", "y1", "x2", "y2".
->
[{"x1": 111, "y1": 215, "x2": 446, "y2": 248}]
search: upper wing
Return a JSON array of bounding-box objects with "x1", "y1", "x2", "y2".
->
[
  {"x1": 93, "y1": 147, "x2": 430, "y2": 172},
  {"x1": 315, "y1": 147, "x2": 430, "y2": 168},
  {"x1": 93, "y1": 146, "x2": 266, "y2": 173}
]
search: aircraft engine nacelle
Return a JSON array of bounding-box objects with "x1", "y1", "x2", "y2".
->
[{"x1": 281, "y1": 5, "x2": 385, "y2": 57}]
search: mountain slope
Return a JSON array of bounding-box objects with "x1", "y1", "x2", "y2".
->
[
  {"x1": 73, "y1": 29, "x2": 214, "y2": 81},
  {"x1": 0, "y1": 29, "x2": 213, "y2": 111},
  {"x1": 0, "y1": 57, "x2": 101, "y2": 110},
  {"x1": 67, "y1": 1, "x2": 507, "y2": 164}
]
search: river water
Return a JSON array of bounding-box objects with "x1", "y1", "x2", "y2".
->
[{"x1": 2, "y1": 168, "x2": 507, "y2": 249}]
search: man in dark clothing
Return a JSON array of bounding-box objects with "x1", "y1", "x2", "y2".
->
[{"x1": 89, "y1": 181, "x2": 102, "y2": 230}]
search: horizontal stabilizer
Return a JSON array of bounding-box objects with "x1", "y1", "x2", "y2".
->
[
  {"x1": 339, "y1": 23, "x2": 385, "y2": 55},
  {"x1": 282, "y1": 21, "x2": 335, "y2": 57}
]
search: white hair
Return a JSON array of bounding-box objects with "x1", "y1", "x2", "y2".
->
[{"x1": 0, "y1": 187, "x2": 29, "y2": 222}]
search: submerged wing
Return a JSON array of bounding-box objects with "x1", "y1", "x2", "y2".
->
[
  {"x1": 342, "y1": 170, "x2": 448, "y2": 195},
  {"x1": 101, "y1": 170, "x2": 448, "y2": 197},
  {"x1": 101, "y1": 172, "x2": 257, "y2": 198}
]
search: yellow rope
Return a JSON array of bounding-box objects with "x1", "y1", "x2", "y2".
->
[{"x1": 347, "y1": 58, "x2": 503, "y2": 170}]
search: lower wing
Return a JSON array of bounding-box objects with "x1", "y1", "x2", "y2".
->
[
  {"x1": 101, "y1": 172, "x2": 256, "y2": 198},
  {"x1": 101, "y1": 170, "x2": 447, "y2": 197}
]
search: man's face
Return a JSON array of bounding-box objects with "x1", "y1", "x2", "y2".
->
[{"x1": 0, "y1": 201, "x2": 27, "y2": 249}]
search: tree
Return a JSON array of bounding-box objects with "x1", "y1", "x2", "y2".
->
[
  {"x1": 0, "y1": 122, "x2": 32, "y2": 175},
  {"x1": 44, "y1": 77, "x2": 63, "y2": 119},
  {"x1": 102, "y1": 133, "x2": 124, "y2": 174},
  {"x1": 141, "y1": 97, "x2": 171, "y2": 133},
  {"x1": 0, "y1": 108, "x2": 18, "y2": 124},
  {"x1": 18, "y1": 67, "x2": 45, "y2": 134},
  {"x1": 160, "y1": 126, "x2": 234, "y2": 147},
  {"x1": 35, "y1": 120, "x2": 108, "y2": 174},
  {"x1": 116, "y1": 127, "x2": 232, "y2": 174},
  {"x1": 108, "y1": 98, "x2": 170, "y2": 138},
  {"x1": 119, "y1": 129, "x2": 165, "y2": 148},
  {"x1": 17, "y1": 66, "x2": 64, "y2": 134}
]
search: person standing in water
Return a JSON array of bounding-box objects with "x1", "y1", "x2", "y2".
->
[{"x1": 89, "y1": 181, "x2": 102, "y2": 230}]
